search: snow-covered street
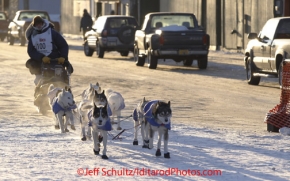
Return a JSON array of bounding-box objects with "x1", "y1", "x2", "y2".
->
[{"x1": 0, "y1": 39, "x2": 289, "y2": 180}]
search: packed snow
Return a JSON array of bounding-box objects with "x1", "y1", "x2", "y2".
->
[{"x1": 0, "y1": 37, "x2": 289, "y2": 180}]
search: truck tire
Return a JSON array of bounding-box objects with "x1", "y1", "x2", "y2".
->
[
  {"x1": 96, "y1": 41, "x2": 104, "y2": 58},
  {"x1": 183, "y1": 59, "x2": 193, "y2": 66},
  {"x1": 246, "y1": 56, "x2": 260, "y2": 85},
  {"x1": 134, "y1": 45, "x2": 145, "y2": 66},
  {"x1": 9, "y1": 35, "x2": 14, "y2": 45},
  {"x1": 148, "y1": 49, "x2": 157, "y2": 69},
  {"x1": 84, "y1": 41, "x2": 94, "y2": 56},
  {"x1": 198, "y1": 56, "x2": 208, "y2": 69},
  {"x1": 20, "y1": 36, "x2": 26, "y2": 46}
]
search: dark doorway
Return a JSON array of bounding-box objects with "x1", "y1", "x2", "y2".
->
[
  {"x1": 285, "y1": 0, "x2": 290, "y2": 16},
  {"x1": 139, "y1": 0, "x2": 160, "y2": 25}
]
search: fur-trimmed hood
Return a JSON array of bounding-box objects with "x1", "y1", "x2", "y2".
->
[{"x1": 25, "y1": 19, "x2": 55, "y2": 40}]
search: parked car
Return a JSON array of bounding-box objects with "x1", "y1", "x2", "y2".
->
[
  {"x1": 0, "y1": 11, "x2": 9, "y2": 41},
  {"x1": 83, "y1": 15, "x2": 139, "y2": 58},
  {"x1": 8, "y1": 10, "x2": 60, "y2": 46},
  {"x1": 134, "y1": 12, "x2": 210, "y2": 69},
  {"x1": 244, "y1": 17, "x2": 290, "y2": 86}
]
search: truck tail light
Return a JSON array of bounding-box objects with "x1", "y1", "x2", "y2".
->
[
  {"x1": 159, "y1": 35, "x2": 164, "y2": 45},
  {"x1": 102, "y1": 30, "x2": 107, "y2": 37}
]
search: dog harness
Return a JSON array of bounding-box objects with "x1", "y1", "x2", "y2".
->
[
  {"x1": 87, "y1": 109, "x2": 112, "y2": 131},
  {"x1": 143, "y1": 100, "x2": 171, "y2": 130},
  {"x1": 52, "y1": 97, "x2": 77, "y2": 114}
]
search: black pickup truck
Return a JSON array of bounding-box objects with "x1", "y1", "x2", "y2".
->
[{"x1": 134, "y1": 12, "x2": 210, "y2": 69}]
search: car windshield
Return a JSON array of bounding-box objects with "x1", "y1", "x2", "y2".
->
[
  {"x1": 106, "y1": 18, "x2": 137, "y2": 28},
  {"x1": 0, "y1": 12, "x2": 6, "y2": 20},
  {"x1": 151, "y1": 15, "x2": 195, "y2": 29},
  {"x1": 275, "y1": 19, "x2": 290, "y2": 39},
  {"x1": 18, "y1": 12, "x2": 49, "y2": 21}
]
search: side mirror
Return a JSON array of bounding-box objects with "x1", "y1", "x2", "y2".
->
[
  {"x1": 247, "y1": 33, "x2": 257, "y2": 39},
  {"x1": 198, "y1": 25, "x2": 204, "y2": 30}
]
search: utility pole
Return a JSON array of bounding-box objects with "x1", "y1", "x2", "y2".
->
[{"x1": 0, "y1": 0, "x2": 4, "y2": 11}]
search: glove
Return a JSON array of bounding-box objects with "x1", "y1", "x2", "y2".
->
[
  {"x1": 57, "y1": 57, "x2": 65, "y2": 64},
  {"x1": 42, "y1": 56, "x2": 50, "y2": 63}
]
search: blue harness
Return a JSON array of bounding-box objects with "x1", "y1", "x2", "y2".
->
[
  {"x1": 87, "y1": 109, "x2": 112, "y2": 131},
  {"x1": 142, "y1": 100, "x2": 171, "y2": 130},
  {"x1": 52, "y1": 98, "x2": 77, "y2": 114}
]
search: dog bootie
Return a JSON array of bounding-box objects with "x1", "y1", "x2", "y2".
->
[
  {"x1": 164, "y1": 152, "x2": 170, "y2": 158},
  {"x1": 155, "y1": 149, "x2": 161, "y2": 157},
  {"x1": 133, "y1": 140, "x2": 138, "y2": 145},
  {"x1": 65, "y1": 128, "x2": 69, "y2": 132},
  {"x1": 102, "y1": 155, "x2": 108, "y2": 159},
  {"x1": 55, "y1": 125, "x2": 60, "y2": 129},
  {"x1": 93, "y1": 148, "x2": 100, "y2": 155},
  {"x1": 81, "y1": 136, "x2": 86, "y2": 141}
]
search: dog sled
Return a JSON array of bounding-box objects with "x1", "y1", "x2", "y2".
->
[{"x1": 34, "y1": 59, "x2": 71, "y2": 115}]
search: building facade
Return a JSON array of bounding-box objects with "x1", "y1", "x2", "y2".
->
[{"x1": 4, "y1": 0, "x2": 290, "y2": 51}]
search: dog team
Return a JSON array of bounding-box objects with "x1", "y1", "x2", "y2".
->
[{"x1": 46, "y1": 82, "x2": 172, "y2": 159}]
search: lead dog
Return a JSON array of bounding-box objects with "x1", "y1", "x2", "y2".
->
[
  {"x1": 77, "y1": 82, "x2": 101, "y2": 141},
  {"x1": 50, "y1": 87, "x2": 77, "y2": 133},
  {"x1": 88, "y1": 103, "x2": 112, "y2": 159},
  {"x1": 142, "y1": 100, "x2": 172, "y2": 158},
  {"x1": 105, "y1": 89, "x2": 125, "y2": 130},
  {"x1": 78, "y1": 88, "x2": 107, "y2": 141}
]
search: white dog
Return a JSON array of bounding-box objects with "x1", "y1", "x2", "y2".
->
[
  {"x1": 105, "y1": 89, "x2": 125, "y2": 130},
  {"x1": 47, "y1": 84, "x2": 76, "y2": 130},
  {"x1": 142, "y1": 100, "x2": 172, "y2": 158},
  {"x1": 49, "y1": 87, "x2": 76, "y2": 133},
  {"x1": 81, "y1": 82, "x2": 101, "y2": 101},
  {"x1": 88, "y1": 103, "x2": 112, "y2": 159}
]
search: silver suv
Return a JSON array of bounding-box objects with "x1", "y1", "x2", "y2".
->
[{"x1": 83, "y1": 15, "x2": 139, "y2": 58}]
